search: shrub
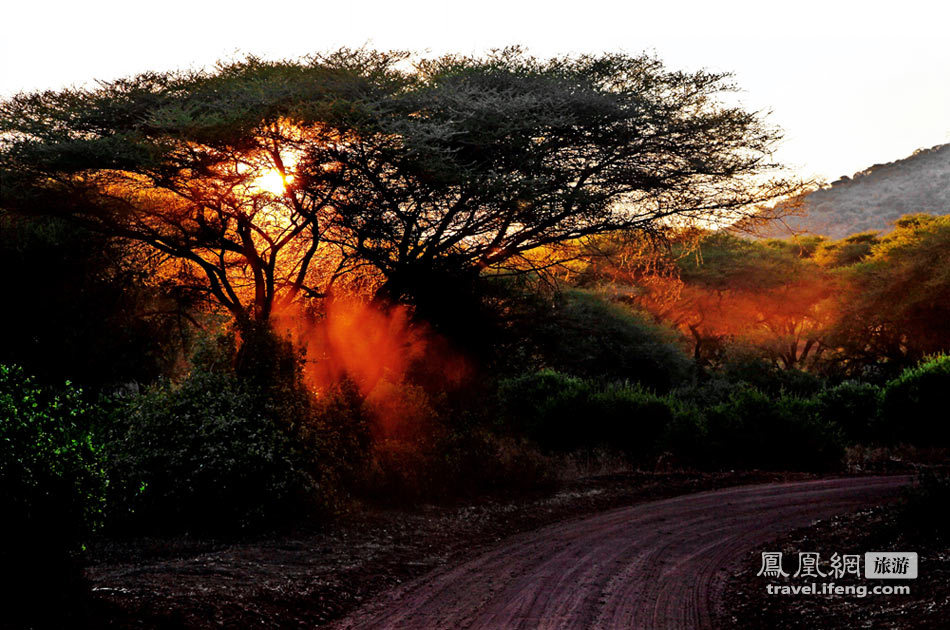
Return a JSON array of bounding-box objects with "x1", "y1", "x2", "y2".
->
[
  {"x1": 586, "y1": 385, "x2": 676, "y2": 458},
  {"x1": 497, "y1": 371, "x2": 851, "y2": 471},
  {"x1": 533, "y1": 290, "x2": 692, "y2": 391},
  {"x1": 100, "y1": 370, "x2": 322, "y2": 533},
  {"x1": 496, "y1": 370, "x2": 677, "y2": 460},
  {"x1": 703, "y1": 388, "x2": 844, "y2": 471},
  {"x1": 363, "y1": 377, "x2": 440, "y2": 442},
  {"x1": 439, "y1": 431, "x2": 557, "y2": 497},
  {"x1": 880, "y1": 354, "x2": 950, "y2": 445},
  {"x1": 0, "y1": 365, "x2": 106, "y2": 623},
  {"x1": 309, "y1": 378, "x2": 372, "y2": 490},
  {"x1": 361, "y1": 438, "x2": 437, "y2": 503},
  {"x1": 814, "y1": 381, "x2": 882, "y2": 444},
  {"x1": 496, "y1": 369, "x2": 593, "y2": 450},
  {"x1": 659, "y1": 404, "x2": 708, "y2": 467},
  {"x1": 721, "y1": 355, "x2": 824, "y2": 396},
  {"x1": 671, "y1": 376, "x2": 751, "y2": 408}
]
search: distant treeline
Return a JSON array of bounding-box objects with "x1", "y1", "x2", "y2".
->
[{"x1": 578, "y1": 213, "x2": 950, "y2": 381}]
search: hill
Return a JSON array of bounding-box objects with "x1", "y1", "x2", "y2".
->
[{"x1": 763, "y1": 143, "x2": 950, "y2": 239}]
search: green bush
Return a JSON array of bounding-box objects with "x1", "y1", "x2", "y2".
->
[
  {"x1": 533, "y1": 290, "x2": 692, "y2": 391},
  {"x1": 704, "y1": 388, "x2": 844, "y2": 471},
  {"x1": 0, "y1": 365, "x2": 106, "y2": 623},
  {"x1": 659, "y1": 404, "x2": 708, "y2": 466},
  {"x1": 497, "y1": 370, "x2": 852, "y2": 471},
  {"x1": 814, "y1": 381, "x2": 882, "y2": 444},
  {"x1": 586, "y1": 386, "x2": 676, "y2": 458},
  {"x1": 496, "y1": 369, "x2": 593, "y2": 450},
  {"x1": 671, "y1": 376, "x2": 751, "y2": 408},
  {"x1": 880, "y1": 354, "x2": 950, "y2": 445},
  {"x1": 721, "y1": 356, "x2": 824, "y2": 397},
  {"x1": 496, "y1": 370, "x2": 677, "y2": 460},
  {"x1": 100, "y1": 370, "x2": 322, "y2": 533}
]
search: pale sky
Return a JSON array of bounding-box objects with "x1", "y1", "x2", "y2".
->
[{"x1": 2, "y1": 0, "x2": 948, "y2": 181}]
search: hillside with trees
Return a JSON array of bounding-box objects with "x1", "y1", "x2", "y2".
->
[
  {"x1": 0, "y1": 49, "x2": 947, "y2": 628},
  {"x1": 764, "y1": 143, "x2": 950, "y2": 238}
]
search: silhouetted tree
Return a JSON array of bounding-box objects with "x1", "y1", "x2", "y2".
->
[
  {"x1": 316, "y1": 49, "x2": 798, "y2": 307},
  {"x1": 1, "y1": 48, "x2": 797, "y2": 341}
]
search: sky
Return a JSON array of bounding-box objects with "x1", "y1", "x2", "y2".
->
[{"x1": 2, "y1": 0, "x2": 948, "y2": 182}]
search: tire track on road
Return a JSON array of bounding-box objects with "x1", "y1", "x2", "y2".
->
[{"x1": 332, "y1": 476, "x2": 910, "y2": 629}]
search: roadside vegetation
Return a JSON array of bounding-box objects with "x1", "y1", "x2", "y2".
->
[{"x1": 1, "y1": 48, "x2": 947, "y2": 627}]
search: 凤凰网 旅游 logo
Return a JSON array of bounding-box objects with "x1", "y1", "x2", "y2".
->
[
  {"x1": 864, "y1": 552, "x2": 918, "y2": 579},
  {"x1": 757, "y1": 551, "x2": 917, "y2": 580}
]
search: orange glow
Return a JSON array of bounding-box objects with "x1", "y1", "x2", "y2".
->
[
  {"x1": 314, "y1": 298, "x2": 426, "y2": 393},
  {"x1": 631, "y1": 267, "x2": 837, "y2": 369},
  {"x1": 249, "y1": 168, "x2": 293, "y2": 195},
  {"x1": 238, "y1": 142, "x2": 300, "y2": 197},
  {"x1": 272, "y1": 298, "x2": 470, "y2": 438}
]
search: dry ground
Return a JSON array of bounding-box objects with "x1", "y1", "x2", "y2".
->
[{"x1": 82, "y1": 471, "x2": 820, "y2": 628}]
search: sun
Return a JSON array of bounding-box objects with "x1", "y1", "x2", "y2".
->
[{"x1": 250, "y1": 169, "x2": 293, "y2": 195}]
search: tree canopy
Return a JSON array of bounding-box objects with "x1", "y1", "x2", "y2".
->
[
  {"x1": 575, "y1": 212, "x2": 950, "y2": 377},
  {"x1": 0, "y1": 48, "x2": 797, "y2": 326},
  {"x1": 828, "y1": 214, "x2": 950, "y2": 372}
]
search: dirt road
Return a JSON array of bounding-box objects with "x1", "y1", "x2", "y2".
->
[{"x1": 332, "y1": 476, "x2": 910, "y2": 629}]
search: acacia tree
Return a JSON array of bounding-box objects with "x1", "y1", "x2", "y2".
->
[
  {"x1": 316, "y1": 49, "x2": 799, "y2": 305},
  {"x1": 826, "y1": 214, "x2": 950, "y2": 375},
  {"x1": 0, "y1": 53, "x2": 401, "y2": 330},
  {"x1": 1, "y1": 48, "x2": 798, "y2": 343},
  {"x1": 622, "y1": 233, "x2": 836, "y2": 369}
]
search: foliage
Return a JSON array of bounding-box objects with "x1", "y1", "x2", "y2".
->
[
  {"x1": 879, "y1": 354, "x2": 950, "y2": 445},
  {"x1": 531, "y1": 289, "x2": 691, "y2": 390},
  {"x1": 829, "y1": 215, "x2": 950, "y2": 375},
  {"x1": 0, "y1": 365, "x2": 106, "y2": 621},
  {"x1": 621, "y1": 231, "x2": 837, "y2": 370},
  {"x1": 495, "y1": 370, "x2": 594, "y2": 450},
  {"x1": 811, "y1": 232, "x2": 879, "y2": 268},
  {"x1": 0, "y1": 48, "x2": 797, "y2": 327},
  {"x1": 0, "y1": 365, "x2": 106, "y2": 549},
  {"x1": 588, "y1": 214, "x2": 950, "y2": 380},
  {"x1": 309, "y1": 378, "x2": 373, "y2": 489},
  {"x1": 720, "y1": 354, "x2": 825, "y2": 397},
  {"x1": 670, "y1": 376, "x2": 752, "y2": 409},
  {"x1": 702, "y1": 388, "x2": 843, "y2": 471},
  {"x1": 586, "y1": 385, "x2": 678, "y2": 458},
  {"x1": 496, "y1": 370, "x2": 678, "y2": 458},
  {"x1": 0, "y1": 212, "x2": 191, "y2": 387},
  {"x1": 814, "y1": 381, "x2": 882, "y2": 444},
  {"x1": 351, "y1": 371, "x2": 557, "y2": 502},
  {"x1": 2, "y1": 46, "x2": 949, "y2": 534},
  {"x1": 495, "y1": 369, "x2": 849, "y2": 471},
  {"x1": 660, "y1": 403, "x2": 708, "y2": 466},
  {"x1": 100, "y1": 369, "x2": 323, "y2": 533}
]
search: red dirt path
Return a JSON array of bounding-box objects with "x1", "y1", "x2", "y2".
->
[{"x1": 331, "y1": 476, "x2": 910, "y2": 629}]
